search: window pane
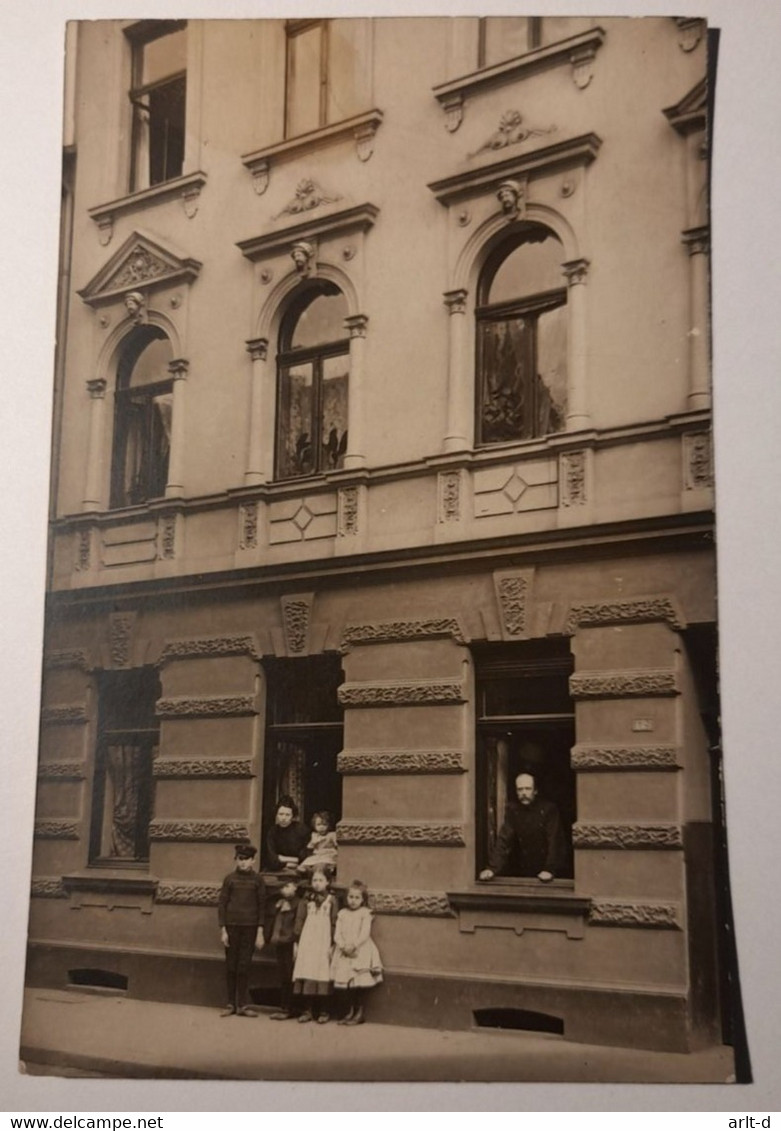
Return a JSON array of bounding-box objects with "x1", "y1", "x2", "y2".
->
[
  {"x1": 478, "y1": 316, "x2": 533, "y2": 443},
  {"x1": 536, "y1": 304, "x2": 567, "y2": 435},
  {"x1": 321, "y1": 354, "x2": 349, "y2": 470},
  {"x1": 130, "y1": 336, "x2": 173, "y2": 388},
  {"x1": 102, "y1": 742, "x2": 154, "y2": 859},
  {"x1": 482, "y1": 18, "x2": 533, "y2": 67},
  {"x1": 147, "y1": 75, "x2": 186, "y2": 185},
  {"x1": 140, "y1": 28, "x2": 186, "y2": 85},
  {"x1": 286, "y1": 24, "x2": 323, "y2": 137},
  {"x1": 267, "y1": 656, "x2": 344, "y2": 724},
  {"x1": 327, "y1": 20, "x2": 362, "y2": 124},
  {"x1": 489, "y1": 236, "x2": 564, "y2": 305},
  {"x1": 481, "y1": 670, "x2": 573, "y2": 717},
  {"x1": 290, "y1": 290, "x2": 348, "y2": 350},
  {"x1": 277, "y1": 362, "x2": 315, "y2": 478}
]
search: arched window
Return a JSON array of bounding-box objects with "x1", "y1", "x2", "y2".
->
[
  {"x1": 275, "y1": 283, "x2": 349, "y2": 480},
  {"x1": 476, "y1": 225, "x2": 567, "y2": 446},
  {"x1": 110, "y1": 326, "x2": 173, "y2": 508}
]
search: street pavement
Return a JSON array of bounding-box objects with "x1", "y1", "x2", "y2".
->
[{"x1": 18, "y1": 987, "x2": 736, "y2": 1084}]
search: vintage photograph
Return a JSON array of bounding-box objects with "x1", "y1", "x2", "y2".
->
[{"x1": 17, "y1": 13, "x2": 745, "y2": 1084}]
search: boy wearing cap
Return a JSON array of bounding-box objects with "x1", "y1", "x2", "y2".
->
[{"x1": 218, "y1": 843, "x2": 266, "y2": 1017}]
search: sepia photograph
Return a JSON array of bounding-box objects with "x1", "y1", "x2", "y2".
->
[{"x1": 4, "y1": 3, "x2": 777, "y2": 1104}]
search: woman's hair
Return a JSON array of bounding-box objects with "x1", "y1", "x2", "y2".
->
[
  {"x1": 347, "y1": 879, "x2": 369, "y2": 906},
  {"x1": 275, "y1": 794, "x2": 299, "y2": 819},
  {"x1": 310, "y1": 810, "x2": 332, "y2": 831}
]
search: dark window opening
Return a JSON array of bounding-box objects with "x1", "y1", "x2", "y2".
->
[
  {"x1": 128, "y1": 22, "x2": 187, "y2": 192},
  {"x1": 476, "y1": 225, "x2": 567, "y2": 447},
  {"x1": 474, "y1": 1007, "x2": 564, "y2": 1034},
  {"x1": 110, "y1": 326, "x2": 173, "y2": 509},
  {"x1": 89, "y1": 667, "x2": 160, "y2": 865},
  {"x1": 68, "y1": 968, "x2": 129, "y2": 992},
  {"x1": 261, "y1": 655, "x2": 344, "y2": 870},
  {"x1": 275, "y1": 283, "x2": 349, "y2": 481},
  {"x1": 475, "y1": 641, "x2": 575, "y2": 880}
]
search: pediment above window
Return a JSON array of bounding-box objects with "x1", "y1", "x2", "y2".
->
[
  {"x1": 428, "y1": 132, "x2": 602, "y2": 210},
  {"x1": 236, "y1": 202, "x2": 379, "y2": 265},
  {"x1": 663, "y1": 78, "x2": 707, "y2": 137},
  {"x1": 78, "y1": 230, "x2": 202, "y2": 308}
]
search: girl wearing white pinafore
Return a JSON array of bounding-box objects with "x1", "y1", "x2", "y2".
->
[
  {"x1": 330, "y1": 880, "x2": 383, "y2": 1025},
  {"x1": 292, "y1": 869, "x2": 337, "y2": 1023}
]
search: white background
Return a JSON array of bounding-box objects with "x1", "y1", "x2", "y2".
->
[{"x1": 1, "y1": 0, "x2": 780, "y2": 1115}]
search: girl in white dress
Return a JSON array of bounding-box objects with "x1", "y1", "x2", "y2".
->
[
  {"x1": 291, "y1": 868, "x2": 337, "y2": 1023},
  {"x1": 330, "y1": 880, "x2": 383, "y2": 1025}
]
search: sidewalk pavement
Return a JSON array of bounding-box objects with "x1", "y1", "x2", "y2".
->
[{"x1": 19, "y1": 987, "x2": 736, "y2": 1084}]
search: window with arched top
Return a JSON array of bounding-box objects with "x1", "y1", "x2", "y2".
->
[
  {"x1": 476, "y1": 225, "x2": 567, "y2": 446},
  {"x1": 110, "y1": 326, "x2": 173, "y2": 508},
  {"x1": 275, "y1": 283, "x2": 350, "y2": 480}
]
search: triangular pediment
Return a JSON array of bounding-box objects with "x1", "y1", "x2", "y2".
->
[
  {"x1": 78, "y1": 230, "x2": 202, "y2": 306},
  {"x1": 663, "y1": 78, "x2": 707, "y2": 135}
]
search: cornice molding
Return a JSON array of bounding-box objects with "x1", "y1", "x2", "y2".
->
[
  {"x1": 155, "y1": 695, "x2": 257, "y2": 719},
  {"x1": 78, "y1": 229, "x2": 202, "y2": 306},
  {"x1": 573, "y1": 822, "x2": 683, "y2": 849},
  {"x1": 157, "y1": 634, "x2": 261, "y2": 666},
  {"x1": 34, "y1": 819, "x2": 80, "y2": 840},
  {"x1": 337, "y1": 749, "x2": 466, "y2": 775},
  {"x1": 428, "y1": 132, "x2": 602, "y2": 208},
  {"x1": 432, "y1": 28, "x2": 606, "y2": 129},
  {"x1": 87, "y1": 172, "x2": 208, "y2": 245},
  {"x1": 336, "y1": 821, "x2": 466, "y2": 847},
  {"x1": 663, "y1": 77, "x2": 707, "y2": 136},
  {"x1": 149, "y1": 820, "x2": 250, "y2": 842},
  {"x1": 340, "y1": 618, "x2": 467, "y2": 651},
  {"x1": 241, "y1": 110, "x2": 384, "y2": 186},
  {"x1": 589, "y1": 899, "x2": 681, "y2": 929},
  {"x1": 152, "y1": 758, "x2": 254, "y2": 779},
  {"x1": 369, "y1": 890, "x2": 453, "y2": 917},
  {"x1": 569, "y1": 670, "x2": 679, "y2": 699},
  {"x1": 237, "y1": 203, "x2": 379, "y2": 264},
  {"x1": 571, "y1": 745, "x2": 680, "y2": 772},
  {"x1": 337, "y1": 679, "x2": 465, "y2": 708},
  {"x1": 563, "y1": 595, "x2": 685, "y2": 635}
]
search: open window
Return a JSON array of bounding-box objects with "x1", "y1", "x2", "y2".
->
[
  {"x1": 89, "y1": 667, "x2": 160, "y2": 865},
  {"x1": 261, "y1": 655, "x2": 344, "y2": 869},
  {"x1": 476, "y1": 225, "x2": 567, "y2": 446},
  {"x1": 275, "y1": 283, "x2": 350, "y2": 480},
  {"x1": 128, "y1": 21, "x2": 187, "y2": 192},
  {"x1": 110, "y1": 326, "x2": 173, "y2": 509},
  {"x1": 475, "y1": 640, "x2": 575, "y2": 881}
]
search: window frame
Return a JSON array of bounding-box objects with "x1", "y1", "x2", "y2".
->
[
  {"x1": 475, "y1": 229, "x2": 567, "y2": 448},
  {"x1": 89, "y1": 667, "x2": 160, "y2": 867},
  {"x1": 110, "y1": 326, "x2": 174, "y2": 510},
  {"x1": 477, "y1": 16, "x2": 542, "y2": 68},
  {"x1": 127, "y1": 20, "x2": 188, "y2": 192},
  {"x1": 274, "y1": 284, "x2": 350, "y2": 482},
  {"x1": 284, "y1": 18, "x2": 330, "y2": 139}
]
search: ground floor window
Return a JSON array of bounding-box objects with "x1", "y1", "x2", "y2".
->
[
  {"x1": 89, "y1": 667, "x2": 160, "y2": 864},
  {"x1": 261, "y1": 655, "x2": 344, "y2": 870},
  {"x1": 475, "y1": 641, "x2": 575, "y2": 881}
]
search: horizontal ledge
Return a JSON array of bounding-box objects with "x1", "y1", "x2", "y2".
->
[
  {"x1": 62, "y1": 872, "x2": 159, "y2": 898},
  {"x1": 37, "y1": 762, "x2": 87, "y2": 781},
  {"x1": 571, "y1": 745, "x2": 680, "y2": 771},
  {"x1": 563, "y1": 595, "x2": 686, "y2": 634},
  {"x1": 149, "y1": 820, "x2": 251, "y2": 842},
  {"x1": 152, "y1": 757, "x2": 254, "y2": 779},
  {"x1": 336, "y1": 820, "x2": 466, "y2": 847},
  {"x1": 573, "y1": 822, "x2": 683, "y2": 849},
  {"x1": 87, "y1": 171, "x2": 208, "y2": 225},
  {"x1": 337, "y1": 749, "x2": 466, "y2": 775},
  {"x1": 241, "y1": 109, "x2": 383, "y2": 169},
  {"x1": 448, "y1": 889, "x2": 590, "y2": 916},
  {"x1": 589, "y1": 899, "x2": 682, "y2": 930},
  {"x1": 432, "y1": 28, "x2": 606, "y2": 104},
  {"x1": 157, "y1": 634, "x2": 261, "y2": 665},
  {"x1": 569, "y1": 670, "x2": 679, "y2": 699},
  {"x1": 155, "y1": 695, "x2": 257, "y2": 719},
  {"x1": 34, "y1": 820, "x2": 80, "y2": 840},
  {"x1": 237, "y1": 202, "x2": 379, "y2": 262},
  {"x1": 40, "y1": 705, "x2": 88, "y2": 726},
  {"x1": 338, "y1": 680, "x2": 465, "y2": 708},
  {"x1": 340, "y1": 618, "x2": 466, "y2": 650}
]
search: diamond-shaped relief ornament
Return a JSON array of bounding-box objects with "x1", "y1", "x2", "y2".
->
[
  {"x1": 293, "y1": 504, "x2": 314, "y2": 532},
  {"x1": 503, "y1": 472, "x2": 528, "y2": 505}
]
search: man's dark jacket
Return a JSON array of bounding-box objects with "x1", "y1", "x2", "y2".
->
[{"x1": 488, "y1": 798, "x2": 567, "y2": 877}]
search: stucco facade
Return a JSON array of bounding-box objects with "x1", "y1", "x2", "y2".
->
[{"x1": 28, "y1": 16, "x2": 730, "y2": 1058}]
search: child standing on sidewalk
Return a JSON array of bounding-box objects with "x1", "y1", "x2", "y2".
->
[
  {"x1": 264, "y1": 877, "x2": 302, "y2": 1020},
  {"x1": 217, "y1": 843, "x2": 265, "y2": 1017},
  {"x1": 292, "y1": 868, "x2": 337, "y2": 1023},
  {"x1": 331, "y1": 880, "x2": 383, "y2": 1025}
]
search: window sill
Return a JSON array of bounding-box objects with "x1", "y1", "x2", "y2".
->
[
  {"x1": 432, "y1": 28, "x2": 606, "y2": 131},
  {"x1": 448, "y1": 884, "x2": 590, "y2": 917},
  {"x1": 241, "y1": 109, "x2": 384, "y2": 193},
  {"x1": 62, "y1": 869, "x2": 159, "y2": 914},
  {"x1": 88, "y1": 171, "x2": 208, "y2": 245}
]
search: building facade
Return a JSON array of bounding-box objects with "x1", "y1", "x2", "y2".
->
[{"x1": 27, "y1": 16, "x2": 728, "y2": 1056}]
